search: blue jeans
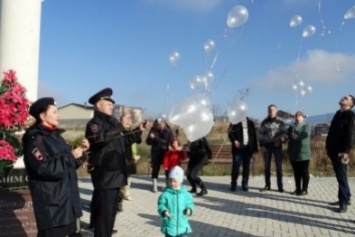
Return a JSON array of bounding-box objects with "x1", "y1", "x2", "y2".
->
[
  {"x1": 231, "y1": 148, "x2": 252, "y2": 187},
  {"x1": 329, "y1": 151, "x2": 351, "y2": 205},
  {"x1": 263, "y1": 148, "x2": 283, "y2": 189}
]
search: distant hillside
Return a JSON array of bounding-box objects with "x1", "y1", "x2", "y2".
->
[{"x1": 306, "y1": 113, "x2": 334, "y2": 124}]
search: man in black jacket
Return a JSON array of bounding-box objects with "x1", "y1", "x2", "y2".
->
[
  {"x1": 85, "y1": 88, "x2": 145, "y2": 236},
  {"x1": 258, "y1": 104, "x2": 287, "y2": 192},
  {"x1": 228, "y1": 117, "x2": 258, "y2": 192},
  {"x1": 326, "y1": 94, "x2": 355, "y2": 213}
]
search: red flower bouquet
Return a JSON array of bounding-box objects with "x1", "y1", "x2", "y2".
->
[{"x1": 0, "y1": 70, "x2": 29, "y2": 178}]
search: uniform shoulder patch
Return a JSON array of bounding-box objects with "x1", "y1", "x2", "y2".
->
[
  {"x1": 31, "y1": 147, "x2": 44, "y2": 161},
  {"x1": 90, "y1": 124, "x2": 99, "y2": 133}
]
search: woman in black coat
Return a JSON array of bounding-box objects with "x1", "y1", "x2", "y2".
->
[
  {"x1": 146, "y1": 118, "x2": 174, "y2": 192},
  {"x1": 22, "y1": 97, "x2": 89, "y2": 237}
]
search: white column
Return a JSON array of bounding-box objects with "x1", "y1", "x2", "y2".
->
[{"x1": 0, "y1": 0, "x2": 42, "y2": 102}]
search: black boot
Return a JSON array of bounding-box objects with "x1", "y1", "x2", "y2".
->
[
  {"x1": 189, "y1": 187, "x2": 197, "y2": 193},
  {"x1": 69, "y1": 232, "x2": 82, "y2": 237},
  {"x1": 230, "y1": 182, "x2": 236, "y2": 192},
  {"x1": 197, "y1": 182, "x2": 207, "y2": 196}
]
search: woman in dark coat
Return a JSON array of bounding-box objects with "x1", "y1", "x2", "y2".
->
[
  {"x1": 146, "y1": 118, "x2": 174, "y2": 192},
  {"x1": 22, "y1": 97, "x2": 89, "y2": 237},
  {"x1": 287, "y1": 111, "x2": 311, "y2": 196},
  {"x1": 186, "y1": 137, "x2": 212, "y2": 196},
  {"x1": 118, "y1": 112, "x2": 142, "y2": 210}
]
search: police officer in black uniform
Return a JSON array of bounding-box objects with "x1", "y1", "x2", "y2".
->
[
  {"x1": 23, "y1": 97, "x2": 89, "y2": 237},
  {"x1": 85, "y1": 88, "x2": 145, "y2": 237}
]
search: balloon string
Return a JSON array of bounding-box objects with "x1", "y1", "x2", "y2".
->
[
  {"x1": 318, "y1": 0, "x2": 328, "y2": 37},
  {"x1": 212, "y1": 67, "x2": 228, "y2": 92},
  {"x1": 210, "y1": 50, "x2": 219, "y2": 69},
  {"x1": 212, "y1": 25, "x2": 246, "y2": 93},
  {"x1": 85, "y1": 128, "x2": 143, "y2": 145},
  {"x1": 335, "y1": 20, "x2": 345, "y2": 73},
  {"x1": 211, "y1": 125, "x2": 232, "y2": 163}
]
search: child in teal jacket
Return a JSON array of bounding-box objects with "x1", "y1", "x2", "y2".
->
[{"x1": 157, "y1": 166, "x2": 194, "y2": 237}]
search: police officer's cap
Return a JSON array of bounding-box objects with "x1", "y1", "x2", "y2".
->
[
  {"x1": 88, "y1": 88, "x2": 115, "y2": 105},
  {"x1": 29, "y1": 97, "x2": 56, "y2": 119}
]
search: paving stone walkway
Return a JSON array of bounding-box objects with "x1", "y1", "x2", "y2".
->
[{"x1": 78, "y1": 175, "x2": 355, "y2": 237}]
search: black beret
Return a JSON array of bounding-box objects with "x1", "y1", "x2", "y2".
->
[
  {"x1": 29, "y1": 97, "x2": 56, "y2": 119},
  {"x1": 88, "y1": 88, "x2": 115, "y2": 105}
]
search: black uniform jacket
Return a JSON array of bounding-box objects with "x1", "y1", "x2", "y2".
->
[
  {"x1": 22, "y1": 124, "x2": 84, "y2": 230},
  {"x1": 85, "y1": 110, "x2": 142, "y2": 190}
]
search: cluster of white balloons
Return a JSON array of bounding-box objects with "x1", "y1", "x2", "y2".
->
[
  {"x1": 292, "y1": 80, "x2": 312, "y2": 97},
  {"x1": 203, "y1": 39, "x2": 216, "y2": 53},
  {"x1": 189, "y1": 71, "x2": 214, "y2": 91},
  {"x1": 169, "y1": 93, "x2": 214, "y2": 142},
  {"x1": 169, "y1": 51, "x2": 180, "y2": 67},
  {"x1": 289, "y1": 14, "x2": 316, "y2": 38},
  {"x1": 227, "y1": 99, "x2": 248, "y2": 125},
  {"x1": 166, "y1": 4, "x2": 251, "y2": 140}
]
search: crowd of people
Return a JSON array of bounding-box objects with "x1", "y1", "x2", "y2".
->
[{"x1": 22, "y1": 90, "x2": 355, "y2": 237}]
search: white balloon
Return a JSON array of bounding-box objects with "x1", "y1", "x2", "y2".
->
[
  {"x1": 169, "y1": 97, "x2": 201, "y2": 127},
  {"x1": 169, "y1": 51, "x2": 180, "y2": 67},
  {"x1": 203, "y1": 39, "x2": 216, "y2": 53},
  {"x1": 183, "y1": 106, "x2": 214, "y2": 142},
  {"x1": 203, "y1": 71, "x2": 214, "y2": 89},
  {"x1": 190, "y1": 93, "x2": 212, "y2": 110},
  {"x1": 344, "y1": 5, "x2": 355, "y2": 19},
  {"x1": 290, "y1": 15, "x2": 303, "y2": 27},
  {"x1": 189, "y1": 75, "x2": 203, "y2": 90},
  {"x1": 227, "y1": 5, "x2": 249, "y2": 28},
  {"x1": 302, "y1": 25, "x2": 316, "y2": 38},
  {"x1": 227, "y1": 100, "x2": 248, "y2": 124}
]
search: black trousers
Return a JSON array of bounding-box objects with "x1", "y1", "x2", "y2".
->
[
  {"x1": 151, "y1": 150, "x2": 164, "y2": 179},
  {"x1": 186, "y1": 158, "x2": 206, "y2": 190},
  {"x1": 290, "y1": 160, "x2": 310, "y2": 192},
  {"x1": 94, "y1": 188, "x2": 120, "y2": 237},
  {"x1": 37, "y1": 219, "x2": 77, "y2": 237},
  {"x1": 151, "y1": 163, "x2": 162, "y2": 179},
  {"x1": 89, "y1": 188, "x2": 98, "y2": 228},
  {"x1": 231, "y1": 147, "x2": 252, "y2": 187},
  {"x1": 328, "y1": 151, "x2": 351, "y2": 205}
]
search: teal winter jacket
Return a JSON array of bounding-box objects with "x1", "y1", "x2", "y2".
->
[
  {"x1": 287, "y1": 122, "x2": 311, "y2": 161},
  {"x1": 157, "y1": 185, "x2": 194, "y2": 236}
]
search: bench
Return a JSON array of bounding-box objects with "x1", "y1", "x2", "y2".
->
[{"x1": 209, "y1": 144, "x2": 233, "y2": 163}]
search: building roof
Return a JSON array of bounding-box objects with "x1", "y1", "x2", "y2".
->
[
  {"x1": 58, "y1": 102, "x2": 142, "y2": 110},
  {"x1": 58, "y1": 103, "x2": 94, "y2": 110}
]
